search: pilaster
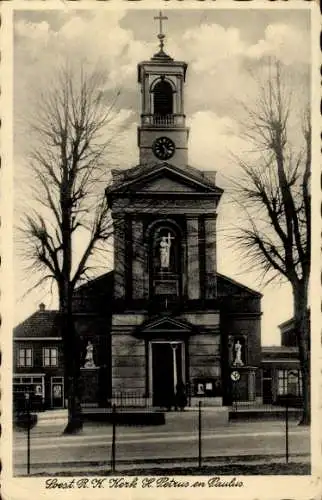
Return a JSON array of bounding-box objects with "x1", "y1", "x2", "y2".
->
[
  {"x1": 113, "y1": 216, "x2": 126, "y2": 299},
  {"x1": 187, "y1": 217, "x2": 200, "y2": 299},
  {"x1": 248, "y1": 369, "x2": 256, "y2": 401},
  {"x1": 132, "y1": 219, "x2": 145, "y2": 299},
  {"x1": 204, "y1": 215, "x2": 217, "y2": 299}
]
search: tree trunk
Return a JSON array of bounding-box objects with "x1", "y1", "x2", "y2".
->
[
  {"x1": 293, "y1": 283, "x2": 310, "y2": 425},
  {"x1": 60, "y1": 180, "x2": 83, "y2": 434},
  {"x1": 64, "y1": 375, "x2": 83, "y2": 434},
  {"x1": 60, "y1": 291, "x2": 83, "y2": 434}
]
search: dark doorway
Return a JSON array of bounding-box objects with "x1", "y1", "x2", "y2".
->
[
  {"x1": 52, "y1": 381, "x2": 64, "y2": 408},
  {"x1": 153, "y1": 80, "x2": 173, "y2": 115},
  {"x1": 151, "y1": 342, "x2": 183, "y2": 407}
]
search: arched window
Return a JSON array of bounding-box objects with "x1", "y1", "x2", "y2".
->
[{"x1": 153, "y1": 79, "x2": 173, "y2": 116}]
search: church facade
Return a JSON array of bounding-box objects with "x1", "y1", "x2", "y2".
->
[
  {"x1": 13, "y1": 19, "x2": 264, "y2": 410},
  {"x1": 104, "y1": 26, "x2": 262, "y2": 408}
]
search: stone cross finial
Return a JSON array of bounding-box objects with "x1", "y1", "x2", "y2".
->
[{"x1": 154, "y1": 11, "x2": 168, "y2": 52}]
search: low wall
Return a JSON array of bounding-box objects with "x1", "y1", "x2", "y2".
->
[{"x1": 190, "y1": 397, "x2": 222, "y2": 407}]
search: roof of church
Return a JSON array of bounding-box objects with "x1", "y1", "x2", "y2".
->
[
  {"x1": 14, "y1": 272, "x2": 114, "y2": 336},
  {"x1": 72, "y1": 271, "x2": 114, "y2": 314},
  {"x1": 73, "y1": 271, "x2": 113, "y2": 295},
  {"x1": 73, "y1": 270, "x2": 261, "y2": 299},
  {"x1": 217, "y1": 273, "x2": 262, "y2": 297},
  {"x1": 72, "y1": 270, "x2": 261, "y2": 300},
  {"x1": 13, "y1": 270, "x2": 261, "y2": 337}
]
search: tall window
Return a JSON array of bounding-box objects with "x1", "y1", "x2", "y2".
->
[
  {"x1": 43, "y1": 347, "x2": 58, "y2": 367},
  {"x1": 18, "y1": 348, "x2": 33, "y2": 367},
  {"x1": 153, "y1": 79, "x2": 173, "y2": 115},
  {"x1": 277, "y1": 369, "x2": 302, "y2": 396}
]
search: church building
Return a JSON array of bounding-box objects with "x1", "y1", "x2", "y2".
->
[
  {"x1": 13, "y1": 14, "x2": 263, "y2": 410},
  {"x1": 104, "y1": 15, "x2": 262, "y2": 408}
]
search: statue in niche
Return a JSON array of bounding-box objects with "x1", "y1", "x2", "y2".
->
[
  {"x1": 84, "y1": 341, "x2": 96, "y2": 368},
  {"x1": 233, "y1": 340, "x2": 244, "y2": 367},
  {"x1": 159, "y1": 233, "x2": 175, "y2": 269}
]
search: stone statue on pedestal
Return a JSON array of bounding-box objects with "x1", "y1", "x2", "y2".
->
[
  {"x1": 84, "y1": 341, "x2": 96, "y2": 368},
  {"x1": 233, "y1": 340, "x2": 244, "y2": 367},
  {"x1": 160, "y1": 233, "x2": 174, "y2": 269}
]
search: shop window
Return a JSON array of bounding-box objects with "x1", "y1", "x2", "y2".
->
[
  {"x1": 18, "y1": 348, "x2": 33, "y2": 367},
  {"x1": 43, "y1": 347, "x2": 58, "y2": 367},
  {"x1": 277, "y1": 369, "x2": 302, "y2": 396}
]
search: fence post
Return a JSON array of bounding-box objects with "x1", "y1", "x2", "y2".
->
[
  {"x1": 111, "y1": 404, "x2": 116, "y2": 472},
  {"x1": 285, "y1": 398, "x2": 289, "y2": 464},
  {"x1": 25, "y1": 393, "x2": 31, "y2": 475},
  {"x1": 198, "y1": 400, "x2": 202, "y2": 468},
  {"x1": 234, "y1": 383, "x2": 238, "y2": 411}
]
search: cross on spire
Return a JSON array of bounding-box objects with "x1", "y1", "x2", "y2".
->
[
  {"x1": 154, "y1": 11, "x2": 168, "y2": 52},
  {"x1": 154, "y1": 11, "x2": 168, "y2": 36}
]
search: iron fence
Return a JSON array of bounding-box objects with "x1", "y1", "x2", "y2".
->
[
  {"x1": 15, "y1": 399, "x2": 306, "y2": 475},
  {"x1": 110, "y1": 392, "x2": 152, "y2": 408},
  {"x1": 230, "y1": 399, "x2": 303, "y2": 412}
]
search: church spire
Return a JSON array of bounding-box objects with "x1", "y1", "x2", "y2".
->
[{"x1": 152, "y1": 11, "x2": 172, "y2": 60}]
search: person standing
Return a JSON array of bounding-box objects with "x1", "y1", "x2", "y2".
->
[{"x1": 175, "y1": 380, "x2": 187, "y2": 411}]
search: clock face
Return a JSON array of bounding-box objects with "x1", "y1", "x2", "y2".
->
[{"x1": 152, "y1": 137, "x2": 175, "y2": 160}]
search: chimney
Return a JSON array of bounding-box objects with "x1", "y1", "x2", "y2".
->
[{"x1": 39, "y1": 303, "x2": 46, "y2": 311}]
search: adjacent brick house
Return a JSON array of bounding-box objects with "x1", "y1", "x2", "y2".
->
[
  {"x1": 13, "y1": 304, "x2": 64, "y2": 410},
  {"x1": 13, "y1": 273, "x2": 114, "y2": 410},
  {"x1": 261, "y1": 313, "x2": 309, "y2": 406}
]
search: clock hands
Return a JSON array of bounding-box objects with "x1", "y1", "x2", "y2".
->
[{"x1": 152, "y1": 137, "x2": 175, "y2": 160}]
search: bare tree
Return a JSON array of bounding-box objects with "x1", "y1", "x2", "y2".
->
[
  {"x1": 229, "y1": 60, "x2": 310, "y2": 424},
  {"x1": 19, "y1": 66, "x2": 120, "y2": 433}
]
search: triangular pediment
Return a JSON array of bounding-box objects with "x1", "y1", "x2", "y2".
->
[
  {"x1": 140, "y1": 174, "x2": 196, "y2": 193},
  {"x1": 107, "y1": 163, "x2": 223, "y2": 197},
  {"x1": 141, "y1": 316, "x2": 193, "y2": 333}
]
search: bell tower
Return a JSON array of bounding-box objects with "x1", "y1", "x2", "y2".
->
[
  {"x1": 137, "y1": 12, "x2": 189, "y2": 168},
  {"x1": 105, "y1": 11, "x2": 262, "y2": 410}
]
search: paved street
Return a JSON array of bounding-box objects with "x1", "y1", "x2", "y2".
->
[{"x1": 13, "y1": 416, "x2": 310, "y2": 474}]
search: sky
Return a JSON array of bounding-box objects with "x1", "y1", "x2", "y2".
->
[{"x1": 13, "y1": 7, "x2": 311, "y2": 345}]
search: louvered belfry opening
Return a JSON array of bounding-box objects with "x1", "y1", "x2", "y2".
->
[{"x1": 153, "y1": 79, "x2": 173, "y2": 115}]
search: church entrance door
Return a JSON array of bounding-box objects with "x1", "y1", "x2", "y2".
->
[{"x1": 150, "y1": 341, "x2": 184, "y2": 407}]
